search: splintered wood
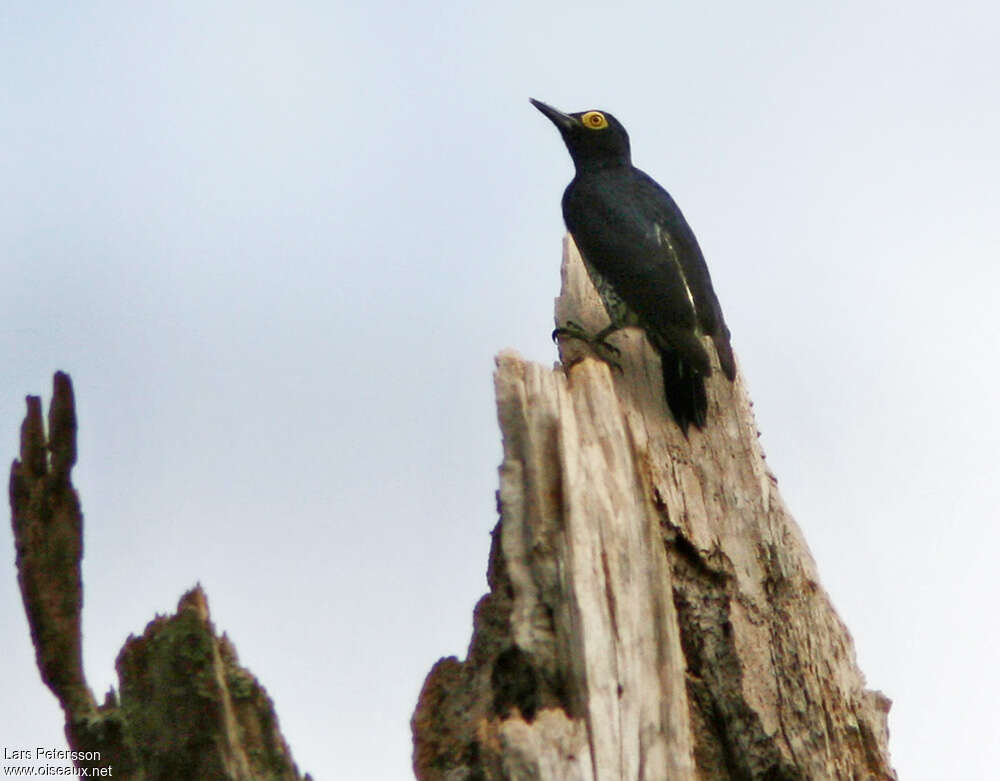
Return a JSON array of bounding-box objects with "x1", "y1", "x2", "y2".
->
[{"x1": 412, "y1": 237, "x2": 895, "y2": 780}]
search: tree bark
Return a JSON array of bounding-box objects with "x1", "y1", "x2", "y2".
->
[
  {"x1": 9, "y1": 372, "x2": 310, "y2": 781},
  {"x1": 412, "y1": 237, "x2": 895, "y2": 780}
]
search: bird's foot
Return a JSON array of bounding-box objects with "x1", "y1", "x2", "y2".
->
[
  {"x1": 552, "y1": 321, "x2": 621, "y2": 355},
  {"x1": 552, "y1": 320, "x2": 624, "y2": 374}
]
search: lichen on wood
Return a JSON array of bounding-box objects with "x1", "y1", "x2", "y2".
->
[{"x1": 9, "y1": 373, "x2": 309, "y2": 781}]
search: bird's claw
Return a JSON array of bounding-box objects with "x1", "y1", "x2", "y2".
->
[
  {"x1": 553, "y1": 321, "x2": 621, "y2": 356},
  {"x1": 551, "y1": 320, "x2": 586, "y2": 343},
  {"x1": 553, "y1": 320, "x2": 624, "y2": 374}
]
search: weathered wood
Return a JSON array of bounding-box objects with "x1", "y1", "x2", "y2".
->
[
  {"x1": 9, "y1": 373, "x2": 310, "y2": 781},
  {"x1": 412, "y1": 237, "x2": 895, "y2": 780}
]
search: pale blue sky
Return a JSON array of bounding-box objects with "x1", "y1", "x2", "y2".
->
[{"x1": 3, "y1": 2, "x2": 998, "y2": 778}]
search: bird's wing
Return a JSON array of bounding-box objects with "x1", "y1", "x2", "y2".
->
[
  {"x1": 564, "y1": 175, "x2": 710, "y2": 374},
  {"x1": 630, "y1": 172, "x2": 722, "y2": 332},
  {"x1": 564, "y1": 171, "x2": 735, "y2": 379},
  {"x1": 632, "y1": 171, "x2": 736, "y2": 379}
]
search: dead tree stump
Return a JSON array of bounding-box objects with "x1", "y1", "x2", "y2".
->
[
  {"x1": 412, "y1": 237, "x2": 895, "y2": 780},
  {"x1": 9, "y1": 372, "x2": 309, "y2": 781}
]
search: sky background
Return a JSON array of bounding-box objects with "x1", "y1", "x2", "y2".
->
[{"x1": 3, "y1": 1, "x2": 998, "y2": 778}]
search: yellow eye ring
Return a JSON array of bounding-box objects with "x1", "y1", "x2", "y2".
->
[{"x1": 581, "y1": 111, "x2": 608, "y2": 130}]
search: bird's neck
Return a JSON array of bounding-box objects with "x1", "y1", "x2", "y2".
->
[{"x1": 572, "y1": 152, "x2": 632, "y2": 173}]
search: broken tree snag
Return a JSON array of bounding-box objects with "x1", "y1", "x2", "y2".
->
[
  {"x1": 411, "y1": 237, "x2": 896, "y2": 780},
  {"x1": 112, "y1": 586, "x2": 308, "y2": 781},
  {"x1": 10, "y1": 372, "x2": 89, "y2": 715},
  {"x1": 9, "y1": 373, "x2": 310, "y2": 781}
]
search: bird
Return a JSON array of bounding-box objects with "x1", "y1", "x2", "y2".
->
[{"x1": 530, "y1": 98, "x2": 736, "y2": 433}]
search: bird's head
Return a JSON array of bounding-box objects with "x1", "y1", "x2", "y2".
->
[{"x1": 530, "y1": 98, "x2": 632, "y2": 170}]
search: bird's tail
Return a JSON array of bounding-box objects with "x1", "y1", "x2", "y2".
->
[{"x1": 660, "y1": 352, "x2": 708, "y2": 435}]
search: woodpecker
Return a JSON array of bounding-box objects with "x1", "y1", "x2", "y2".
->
[{"x1": 531, "y1": 98, "x2": 736, "y2": 432}]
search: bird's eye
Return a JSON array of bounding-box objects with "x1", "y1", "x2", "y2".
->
[{"x1": 581, "y1": 111, "x2": 608, "y2": 130}]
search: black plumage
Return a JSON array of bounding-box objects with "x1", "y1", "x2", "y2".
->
[{"x1": 531, "y1": 98, "x2": 736, "y2": 433}]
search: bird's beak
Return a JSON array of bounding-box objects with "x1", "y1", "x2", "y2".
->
[{"x1": 530, "y1": 98, "x2": 579, "y2": 132}]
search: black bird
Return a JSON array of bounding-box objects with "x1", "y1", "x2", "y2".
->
[{"x1": 531, "y1": 98, "x2": 736, "y2": 433}]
